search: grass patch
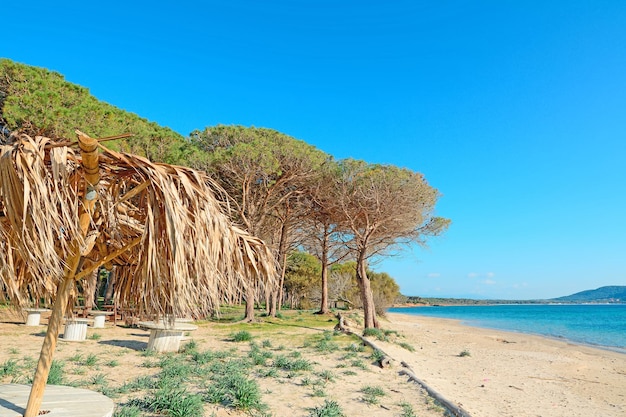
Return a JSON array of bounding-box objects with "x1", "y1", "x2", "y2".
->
[
  {"x1": 113, "y1": 405, "x2": 142, "y2": 417},
  {"x1": 146, "y1": 385, "x2": 204, "y2": 417},
  {"x1": 309, "y1": 399, "x2": 345, "y2": 417},
  {"x1": 204, "y1": 360, "x2": 267, "y2": 413},
  {"x1": 362, "y1": 327, "x2": 385, "y2": 340},
  {"x1": 397, "y1": 341, "x2": 415, "y2": 352},
  {"x1": 231, "y1": 330, "x2": 253, "y2": 342},
  {"x1": 360, "y1": 385, "x2": 385, "y2": 404},
  {"x1": 83, "y1": 353, "x2": 99, "y2": 367},
  {"x1": 399, "y1": 401, "x2": 418, "y2": 417},
  {"x1": 273, "y1": 354, "x2": 313, "y2": 372},
  {"x1": 46, "y1": 360, "x2": 65, "y2": 384},
  {"x1": 0, "y1": 359, "x2": 19, "y2": 379}
]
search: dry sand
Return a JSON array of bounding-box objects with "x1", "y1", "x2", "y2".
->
[
  {"x1": 0, "y1": 308, "x2": 624, "y2": 417},
  {"x1": 381, "y1": 312, "x2": 626, "y2": 417}
]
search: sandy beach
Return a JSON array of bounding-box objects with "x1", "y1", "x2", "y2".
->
[
  {"x1": 383, "y1": 312, "x2": 626, "y2": 417},
  {"x1": 0, "y1": 308, "x2": 624, "y2": 417}
]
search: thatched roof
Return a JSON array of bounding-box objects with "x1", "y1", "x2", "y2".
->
[{"x1": 0, "y1": 131, "x2": 276, "y2": 318}]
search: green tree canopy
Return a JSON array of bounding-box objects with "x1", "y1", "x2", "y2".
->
[
  {"x1": 0, "y1": 59, "x2": 194, "y2": 164},
  {"x1": 334, "y1": 159, "x2": 450, "y2": 328}
]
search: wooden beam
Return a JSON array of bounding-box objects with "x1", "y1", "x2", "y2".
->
[{"x1": 74, "y1": 236, "x2": 142, "y2": 281}]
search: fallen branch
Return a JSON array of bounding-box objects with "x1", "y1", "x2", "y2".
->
[
  {"x1": 336, "y1": 313, "x2": 473, "y2": 417},
  {"x1": 335, "y1": 313, "x2": 392, "y2": 368},
  {"x1": 399, "y1": 361, "x2": 472, "y2": 417}
]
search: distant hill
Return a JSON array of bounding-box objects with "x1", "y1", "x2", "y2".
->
[{"x1": 552, "y1": 286, "x2": 626, "y2": 303}]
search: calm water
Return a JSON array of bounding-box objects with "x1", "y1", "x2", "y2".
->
[{"x1": 388, "y1": 304, "x2": 626, "y2": 352}]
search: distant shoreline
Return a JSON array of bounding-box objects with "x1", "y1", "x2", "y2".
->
[{"x1": 388, "y1": 304, "x2": 626, "y2": 353}]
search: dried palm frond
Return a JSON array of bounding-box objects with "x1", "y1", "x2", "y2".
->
[{"x1": 0, "y1": 132, "x2": 277, "y2": 318}]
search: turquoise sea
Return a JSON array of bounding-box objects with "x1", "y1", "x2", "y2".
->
[{"x1": 388, "y1": 304, "x2": 626, "y2": 353}]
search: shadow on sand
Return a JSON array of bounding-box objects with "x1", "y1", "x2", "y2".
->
[{"x1": 98, "y1": 339, "x2": 148, "y2": 351}]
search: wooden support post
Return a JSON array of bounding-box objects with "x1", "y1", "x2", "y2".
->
[
  {"x1": 24, "y1": 250, "x2": 80, "y2": 417},
  {"x1": 24, "y1": 131, "x2": 101, "y2": 417}
]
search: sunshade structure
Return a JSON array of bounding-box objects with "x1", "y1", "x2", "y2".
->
[{"x1": 0, "y1": 130, "x2": 276, "y2": 417}]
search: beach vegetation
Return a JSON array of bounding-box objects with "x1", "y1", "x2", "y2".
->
[
  {"x1": 398, "y1": 341, "x2": 416, "y2": 352},
  {"x1": 106, "y1": 359, "x2": 120, "y2": 367},
  {"x1": 360, "y1": 385, "x2": 386, "y2": 404},
  {"x1": 363, "y1": 327, "x2": 388, "y2": 341},
  {"x1": 370, "y1": 349, "x2": 386, "y2": 363},
  {"x1": 309, "y1": 399, "x2": 345, "y2": 417},
  {"x1": 68, "y1": 353, "x2": 83, "y2": 363},
  {"x1": 146, "y1": 385, "x2": 204, "y2": 417},
  {"x1": 316, "y1": 369, "x2": 336, "y2": 382},
  {"x1": 350, "y1": 359, "x2": 368, "y2": 370},
  {"x1": 90, "y1": 372, "x2": 108, "y2": 387},
  {"x1": 231, "y1": 329, "x2": 253, "y2": 342},
  {"x1": 84, "y1": 353, "x2": 99, "y2": 367},
  {"x1": 425, "y1": 396, "x2": 446, "y2": 413},
  {"x1": 312, "y1": 387, "x2": 327, "y2": 397},
  {"x1": 45, "y1": 360, "x2": 65, "y2": 384},
  {"x1": 399, "y1": 401, "x2": 418, "y2": 417},
  {"x1": 113, "y1": 405, "x2": 142, "y2": 417},
  {"x1": 273, "y1": 354, "x2": 313, "y2": 372},
  {"x1": 459, "y1": 349, "x2": 471, "y2": 357},
  {"x1": 257, "y1": 367, "x2": 279, "y2": 378},
  {"x1": 180, "y1": 339, "x2": 198, "y2": 354},
  {"x1": 0, "y1": 359, "x2": 19, "y2": 379}
]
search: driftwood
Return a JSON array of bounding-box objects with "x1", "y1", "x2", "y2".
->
[
  {"x1": 399, "y1": 361, "x2": 472, "y2": 417},
  {"x1": 335, "y1": 313, "x2": 472, "y2": 417},
  {"x1": 335, "y1": 313, "x2": 392, "y2": 368}
]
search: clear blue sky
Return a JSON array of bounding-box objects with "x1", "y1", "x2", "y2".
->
[{"x1": 4, "y1": 1, "x2": 625, "y2": 299}]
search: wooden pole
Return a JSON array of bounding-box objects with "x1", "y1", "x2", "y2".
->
[
  {"x1": 24, "y1": 250, "x2": 80, "y2": 416},
  {"x1": 24, "y1": 132, "x2": 101, "y2": 417}
]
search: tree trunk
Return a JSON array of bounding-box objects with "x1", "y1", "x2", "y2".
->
[
  {"x1": 83, "y1": 268, "x2": 98, "y2": 311},
  {"x1": 317, "y1": 234, "x2": 330, "y2": 314},
  {"x1": 356, "y1": 250, "x2": 378, "y2": 329},
  {"x1": 273, "y1": 212, "x2": 290, "y2": 315},
  {"x1": 244, "y1": 285, "x2": 255, "y2": 322},
  {"x1": 318, "y1": 265, "x2": 329, "y2": 314},
  {"x1": 104, "y1": 266, "x2": 116, "y2": 304}
]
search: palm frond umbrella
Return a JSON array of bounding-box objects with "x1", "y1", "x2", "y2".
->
[{"x1": 0, "y1": 130, "x2": 276, "y2": 417}]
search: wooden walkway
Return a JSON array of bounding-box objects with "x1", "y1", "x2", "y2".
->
[{"x1": 0, "y1": 384, "x2": 114, "y2": 417}]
